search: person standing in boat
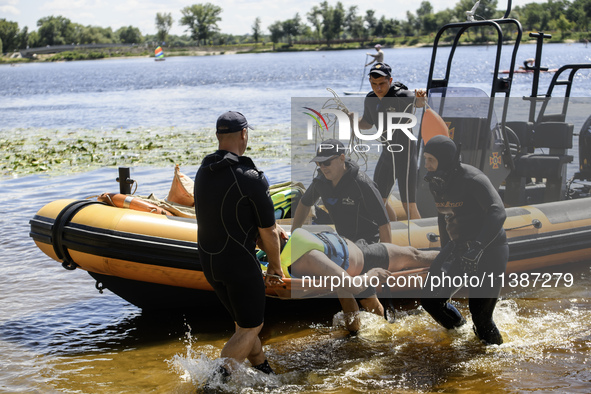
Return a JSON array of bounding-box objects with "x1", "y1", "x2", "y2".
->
[
  {"x1": 194, "y1": 111, "x2": 285, "y2": 379},
  {"x1": 355, "y1": 62, "x2": 425, "y2": 221},
  {"x1": 420, "y1": 135, "x2": 508, "y2": 345},
  {"x1": 365, "y1": 44, "x2": 384, "y2": 66}
]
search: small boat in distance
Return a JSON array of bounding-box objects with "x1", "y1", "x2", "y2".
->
[{"x1": 154, "y1": 46, "x2": 165, "y2": 61}]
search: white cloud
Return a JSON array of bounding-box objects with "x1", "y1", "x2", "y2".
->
[
  {"x1": 0, "y1": 0, "x2": 20, "y2": 15},
  {"x1": 0, "y1": 5, "x2": 20, "y2": 15}
]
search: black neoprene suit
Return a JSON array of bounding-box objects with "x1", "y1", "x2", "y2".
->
[
  {"x1": 361, "y1": 83, "x2": 418, "y2": 202},
  {"x1": 421, "y1": 163, "x2": 508, "y2": 344},
  {"x1": 195, "y1": 150, "x2": 275, "y2": 328}
]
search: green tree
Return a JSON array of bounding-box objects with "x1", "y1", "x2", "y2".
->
[
  {"x1": 73, "y1": 25, "x2": 116, "y2": 44},
  {"x1": 345, "y1": 6, "x2": 366, "y2": 39},
  {"x1": 375, "y1": 15, "x2": 399, "y2": 37},
  {"x1": 307, "y1": 6, "x2": 322, "y2": 41},
  {"x1": 155, "y1": 12, "x2": 174, "y2": 44},
  {"x1": 0, "y1": 19, "x2": 20, "y2": 52},
  {"x1": 17, "y1": 26, "x2": 29, "y2": 49},
  {"x1": 268, "y1": 21, "x2": 283, "y2": 50},
  {"x1": 416, "y1": 1, "x2": 437, "y2": 34},
  {"x1": 402, "y1": 11, "x2": 420, "y2": 36},
  {"x1": 116, "y1": 26, "x2": 143, "y2": 44},
  {"x1": 566, "y1": 0, "x2": 591, "y2": 31},
  {"x1": 252, "y1": 17, "x2": 261, "y2": 43},
  {"x1": 282, "y1": 13, "x2": 302, "y2": 46},
  {"x1": 180, "y1": 3, "x2": 222, "y2": 46},
  {"x1": 551, "y1": 14, "x2": 573, "y2": 37},
  {"x1": 417, "y1": 1, "x2": 433, "y2": 19},
  {"x1": 364, "y1": 10, "x2": 378, "y2": 37},
  {"x1": 36, "y1": 16, "x2": 75, "y2": 46},
  {"x1": 519, "y1": 2, "x2": 551, "y2": 31},
  {"x1": 320, "y1": 1, "x2": 345, "y2": 45}
]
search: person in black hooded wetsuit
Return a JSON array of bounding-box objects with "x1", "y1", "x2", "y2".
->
[{"x1": 420, "y1": 135, "x2": 508, "y2": 345}]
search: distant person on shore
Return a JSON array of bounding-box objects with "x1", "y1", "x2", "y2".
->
[
  {"x1": 354, "y1": 62, "x2": 426, "y2": 221},
  {"x1": 194, "y1": 111, "x2": 285, "y2": 380},
  {"x1": 365, "y1": 44, "x2": 384, "y2": 66}
]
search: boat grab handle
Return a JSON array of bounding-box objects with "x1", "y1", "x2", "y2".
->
[
  {"x1": 426, "y1": 219, "x2": 541, "y2": 242},
  {"x1": 505, "y1": 219, "x2": 542, "y2": 231}
]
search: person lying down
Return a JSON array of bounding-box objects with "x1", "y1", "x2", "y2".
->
[{"x1": 276, "y1": 228, "x2": 438, "y2": 332}]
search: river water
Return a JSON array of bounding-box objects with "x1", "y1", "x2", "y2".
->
[{"x1": 1, "y1": 44, "x2": 591, "y2": 393}]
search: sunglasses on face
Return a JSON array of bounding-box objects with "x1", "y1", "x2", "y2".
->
[{"x1": 316, "y1": 155, "x2": 339, "y2": 167}]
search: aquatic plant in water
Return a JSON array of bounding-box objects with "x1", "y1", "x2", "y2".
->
[{"x1": 0, "y1": 126, "x2": 288, "y2": 178}]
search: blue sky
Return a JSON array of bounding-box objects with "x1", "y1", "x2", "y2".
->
[{"x1": 2, "y1": 0, "x2": 543, "y2": 37}]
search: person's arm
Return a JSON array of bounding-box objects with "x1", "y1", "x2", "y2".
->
[
  {"x1": 365, "y1": 58, "x2": 377, "y2": 66},
  {"x1": 292, "y1": 180, "x2": 318, "y2": 230},
  {"x1": 347, "y1": 112, "x2": 373, "y2": 130},
  {"x1": 437, "y1": 213, "x2": 451, "y2": 248},
  {"x1": 357, "y1": 174, "x2": 390, "y2": 242},
  {"x1": 291, "y1": 202, "x2": 311, "y2": 230},
  {"x1": 358, "y1": 117, "x2": 373, "y2": 130},
  {"x1": 358, "y1": 96, "x2": 375, "y2": 130},
  {"x1": 378, "y1": 222, "x2": 392, "y2": 243},
  {"x1": 258, "y1": 224, "x2": 284, "y2": 284},
  {"x1": 471, "y1": 174, "x2": 507, "y2": 247}
]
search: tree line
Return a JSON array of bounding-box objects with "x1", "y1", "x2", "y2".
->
[{"x1": 2, "y1": 0, "x2": 591, "y2": 54}]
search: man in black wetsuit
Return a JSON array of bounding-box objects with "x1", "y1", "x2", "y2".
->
[
  {"x1": 420, "y1": 135, "x2": 508, "y2": 345},
  {"x1": 356, "y1": 62, "x2": 424, "y2": 221},
  {"x1": 194, "y1": 111, "x2": 284, "y2": 377}
]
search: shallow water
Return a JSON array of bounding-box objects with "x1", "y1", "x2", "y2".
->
[{"x1": 1, "y1": 44, "x2": 591, "y2": 393}]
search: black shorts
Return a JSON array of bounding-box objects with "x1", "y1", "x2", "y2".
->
[
  {"x1": 201, "y1": 253, "x2": 266, "y2": 328},
  {"x1": 373, "y1": 139, "x2": 418, "y2": 202},
  {"x1": 355, "y1": 239, "x2": 389, "y2": 274}
]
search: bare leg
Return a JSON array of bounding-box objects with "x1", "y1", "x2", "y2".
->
[
  {"x1": 384, "y1": 244, "x2": 438, "y2": 272},
  {"x1": 220, "y1": 322, "x2": 265, "y2": 370},
  {"x1": 384, "y1": 198, "x2": 398, "y2": 221},
  {"x1": 402, "y1": 202, "x2": 421, "y2": 220},
  {"x1": 359, "y1": 295, "x2": 384, "y2": 317},
  {"x1": 337, "y1": 292, "x2": 361, "y2": 332}
]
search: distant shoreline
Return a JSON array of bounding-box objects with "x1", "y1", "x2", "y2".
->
[{"x1": 1, "y1": 38, "x2": 582, "y2": 64}]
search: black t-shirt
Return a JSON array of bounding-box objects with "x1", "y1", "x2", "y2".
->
[
  {"x1": 361, "y1": 82, "x2": 415, "y2": 144},
  {"x1": 430, "y1": 163, "x2": 507, "y2": 248},
  {"x1": 301, "y1": 160, "x2": 389, "y2": 244},
  {"x1": 194, "y1": 150, "x2": 275, "y2": 279}
]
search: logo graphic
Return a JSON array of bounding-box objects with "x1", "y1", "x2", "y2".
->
[
  {"x1": 303, "y1": 107, "x2": 418, "y2": 142},
  {"x1": 303, "y1": 107, "x2": 329, "y2": 132},
  {"x1": 446, "y1": 122, "x2": 454, "y2": 139},
  {"x1": 489, "y1": 152, "x2": 502, "y2": 169},
  {"x1": 342, "y1": 197, "x2": 355, "y2": 205}
]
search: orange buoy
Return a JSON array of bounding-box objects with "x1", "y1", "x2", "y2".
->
[
  {"x1": 421, "y1": 108, "x2": 449, "y2": 144},
  {"x1": 98, "y1": 193, "x2": 173, "y2": 216}
]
